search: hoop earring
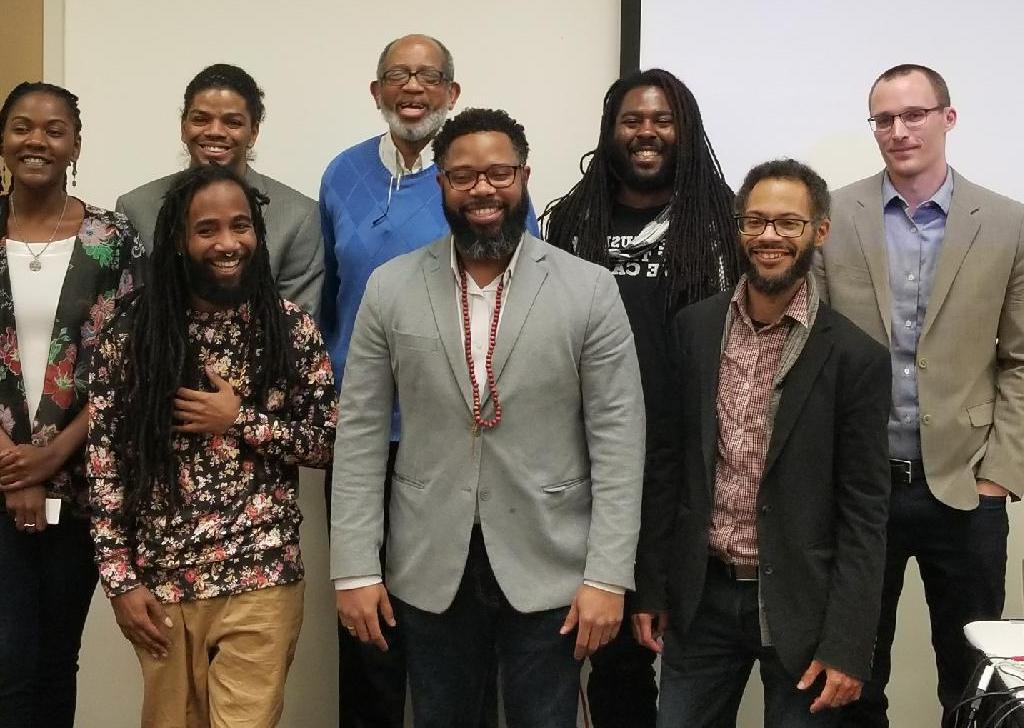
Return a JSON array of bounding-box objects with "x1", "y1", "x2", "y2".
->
[{"x1": 71, "y1": 160, "x2": 78, "y2": 188}]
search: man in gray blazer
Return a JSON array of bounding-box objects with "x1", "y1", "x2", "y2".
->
[
  {"x1": 814, "y1": 64, "x2": 1024, "y2": 728},
  {"x1": 115, "y1": 63, "x2": 323, "y2": 317},
  {"x1": 331, "y1": 108, "x2": 645, "y2": 727}
]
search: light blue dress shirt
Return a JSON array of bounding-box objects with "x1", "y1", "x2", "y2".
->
[{"x1": 882, "y1": 170, "x2": 954, "y2": 459}]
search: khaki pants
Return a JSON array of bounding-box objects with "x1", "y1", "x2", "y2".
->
[{"x1": 134, "y1": 581, "x2": 304, "y2": 728}]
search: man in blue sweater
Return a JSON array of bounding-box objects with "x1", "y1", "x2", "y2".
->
[{"x1": 319, "y1": 34, "x2": 537, "y2": 728}]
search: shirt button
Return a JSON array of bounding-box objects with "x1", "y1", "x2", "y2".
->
[
  {"x1": 922, "y1": 414, "x2": 932, "y2": 425},
  {"x1": 763, "y1": 565, "x2": 774, "y2": 576},
  {"x1": 761, "y1": 505, "x2": 772, "y2": 514},
  {"x1": 905, "y1": 320, "x2": 913, "y2": 328},
  {"x1": 479, "y1": 490, "x2": 491, "y2": 501},
  {"x1": 903, "y1": 367, "x2": 911, "y2": 376},
  {"x1": 918, "y1": 357, "x2": 928, "y2": 369},
  {"x1": 908, "y1": 273, "x2": 916, "y2": 281}
]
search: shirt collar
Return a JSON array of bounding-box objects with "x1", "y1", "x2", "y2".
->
[
  {"x1": 449, "y1": 235, "x2": 525, "y2": 290},
  {"x1": 378, "y1": 132, "x2": 429, "y2": 177},
  {"x1": 730, "y1": 274, "x2": 810, "y2": 330},
  {"x1": 882, "y1": 166, "x2": 954, "y2": 214}
]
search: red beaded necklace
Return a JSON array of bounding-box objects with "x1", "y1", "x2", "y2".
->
[{"x1": 459, "y1": 267, "x2": 505, "y2": 434}]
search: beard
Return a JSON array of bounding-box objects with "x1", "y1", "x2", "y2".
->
[
  {"x1": 444, "y1": 193, "x2": 530, "y2": 261},
  {"x1": 380, "y1": 105, "x2": 449, "y2": 143},
  {"x1": 739, "y1": 239, "x2": 816, "y2": 296},
  {"x1": 184, "y1": 254, "x2": 258, "y2": 308},
  {"x1": 608, "y1": 139, "x2": 677, "y2": 193}
]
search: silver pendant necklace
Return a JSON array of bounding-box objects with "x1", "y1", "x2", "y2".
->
[{"x1": 9, "y1": 193, "x2": 70, "y2": 271}]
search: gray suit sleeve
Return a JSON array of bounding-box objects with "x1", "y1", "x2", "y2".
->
[
  {"x1": 278, "y1": 203, "x2": 325, "y2": 319},
  {"x1": 329, "y1": 271, "x2": 394, "y2": 581},
  {"x1": 579, "y1": 270, "x2": 646, "y2": 590}
]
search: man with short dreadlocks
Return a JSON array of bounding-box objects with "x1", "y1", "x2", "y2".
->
[
  {"x1": 543, "y1": 68, "x2": 739, "y2": 727},
  {"x1": 87, "y1": 164, "x2": 336, "y2": 727}
]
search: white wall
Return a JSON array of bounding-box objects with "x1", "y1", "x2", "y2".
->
[
  {"x1": 56, "y1": 1, "x2": 620, "y2": 726},
  {"x1": 641, "y1": 2, "x2": 1024, "y2": 726}
]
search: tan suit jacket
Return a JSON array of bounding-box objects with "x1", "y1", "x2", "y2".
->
[{"x1": 814, "y1": 169, "x2": 1024, "y2": 509}]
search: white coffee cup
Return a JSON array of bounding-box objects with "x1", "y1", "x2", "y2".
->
[{"x1": 45, "y1": 498, "x2": 62, "y2": 525}]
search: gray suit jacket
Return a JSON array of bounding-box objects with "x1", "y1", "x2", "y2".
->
[
  {"x1": 115, "y1": 167, "x2": 323, "y2": 317},
  {"x1": 814, "y1": 169, "x2": 1024, "y2": 508},
  {"x1": 330, "y1": 233, "x2": 645, "y2": 613}
]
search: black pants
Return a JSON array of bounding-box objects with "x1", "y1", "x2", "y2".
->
[
  {"x1": 0, "y1": 505, "x2": 98, "y2": 728},
  {"x1": 587, "y1": 619, "x2": 658, "y2": 727},
  {"x1": 326, "y1": 444, "x2": 497, "y2": 728},
  {"x1": 839, "y1": 477, "x2": 1008, "y2": 728}
]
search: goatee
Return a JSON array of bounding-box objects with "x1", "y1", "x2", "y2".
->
[
  {"x1": 444, "y1": 194, "x2": 530, "y2": 261},
  {"x1": 183, "y1": 254, "x2": 258, "y2": 308},
  {"x1": 608, "y1": 139, "x2": 677, "y2": 193},
  {"x1": 739, "y1": 240, "x2": 816, "y2": 296},
  {"x1": 380, "y1": 106, "x2": 449, "y2": 144}
]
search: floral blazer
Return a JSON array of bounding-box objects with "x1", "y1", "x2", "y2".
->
[{"x1": 0, "y1": 197, "x2": 146, "y2": 512}]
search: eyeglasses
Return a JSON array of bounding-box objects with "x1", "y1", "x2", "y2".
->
[
  {"x1": 734, "y1": 216, "x2": 811, "y2": 238},
  {"x1": 868, "y1": 106, "x2": 945, "y2": 133},
  {"x1": 380, "y1": 67, "x2": 447, "y2": 87},
  {"x1": 443, "y1": 165, "x2": 521, "y2": 191}
]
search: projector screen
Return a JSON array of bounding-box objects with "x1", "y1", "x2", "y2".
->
[{"x1": 638, "y1": 0, "x2": 1024, "y2": 198}]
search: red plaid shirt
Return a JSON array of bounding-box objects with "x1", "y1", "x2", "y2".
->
[{"x1": 710, "y1": 278, "x2": 809, "y2": 566}]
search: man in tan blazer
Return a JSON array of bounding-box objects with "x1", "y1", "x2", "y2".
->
[{"x1": 814, "y1": 64, "x2": 1024, "y2": 728}]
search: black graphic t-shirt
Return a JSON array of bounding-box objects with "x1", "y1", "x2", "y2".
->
[{"x1": 607, "y1": 203, "x2": 671, "y2": 408}]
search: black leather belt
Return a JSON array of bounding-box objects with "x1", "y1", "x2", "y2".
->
[
  {"x1": 890, "y1": 458, "x2": 925, "y2": 485},
  {"x1": 709, "y1": 555, "x2": 758, "y2": 582}
]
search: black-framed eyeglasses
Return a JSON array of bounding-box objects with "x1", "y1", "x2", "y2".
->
[
  {"x1": 443, "y1": 165, "x2": 521, "y2": 191},
  {"x1": 380, "y1": 66, "x2": 447, "y2": 87},
  {"x1": 734, "y1": 215, "x2": 811, "y2": 238},
  {"x1": 868, "y1": 105, "x2": 945, "y2": 133}
]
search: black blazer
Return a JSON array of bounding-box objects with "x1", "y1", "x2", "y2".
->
[{"x1": 635, "y1": 289, "x2": 891, "y2": 680}]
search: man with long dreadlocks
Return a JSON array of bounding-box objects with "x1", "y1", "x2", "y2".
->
[
  {"x1": 87, "y1": 164, "x2": 337, "y2": 727},
  {"x1": 543, "y1": 68, "x2": 739, "y2": 727}
]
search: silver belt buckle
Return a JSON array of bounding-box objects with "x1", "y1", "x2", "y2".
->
[{"x1": 890, "y1": 458, "x2": 913, "y2": 482}]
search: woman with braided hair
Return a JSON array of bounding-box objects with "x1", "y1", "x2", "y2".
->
[
  {"x1": 0, "y1": 81, "x2": 145, "y2": 728},
  {"x1": 115, "y1": 63, "x2": 324, "y2": 318}
]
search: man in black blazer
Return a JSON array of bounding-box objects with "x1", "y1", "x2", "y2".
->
[{"x1": 633, "y1": 159, "x2": 892, "y2": 727}]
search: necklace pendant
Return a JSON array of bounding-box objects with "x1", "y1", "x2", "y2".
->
[{"x1": 28, "y1": 259, "x2": 42, "y2": 272}]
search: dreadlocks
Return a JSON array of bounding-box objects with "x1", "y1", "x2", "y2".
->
[
  {"x1": 542, "y1": 68, "x2": 739, "y2": 310},
  {"x1": 113, "y1": 164, "x2": 293, "y2": 519}
]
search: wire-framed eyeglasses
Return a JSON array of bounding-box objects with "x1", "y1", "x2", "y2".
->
[
  {"x1": 868, "y1": 106, "x2": 945, "y2": 133},
  {"x1": 380, "y1": 67, "x2": 447, "y2": 87}
]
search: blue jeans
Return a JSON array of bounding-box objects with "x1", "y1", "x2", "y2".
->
[
  {"x1": 657, "y1": 562, "x2": 838, "y2": 728},
  {"x1": 394, "y1": 526, "x2": 581, "y2": 728},
  {"x1": 0, "y1": 506, "x2": 98, "y2": 728},
  {"x1": 839, "y1": 478, "x2": 1008, "y2": 728}
]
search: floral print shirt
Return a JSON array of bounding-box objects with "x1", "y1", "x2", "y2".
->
[
  {"x1": 88, "y1": 300, "x2": 337, "y2": 602},
  {"x1": 0, "y1": 198, "x2": 145, "y2": 512}
]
